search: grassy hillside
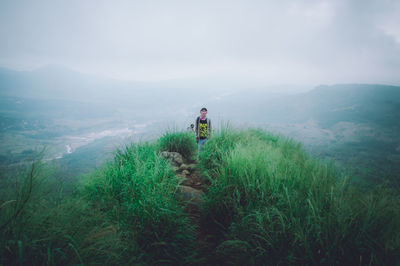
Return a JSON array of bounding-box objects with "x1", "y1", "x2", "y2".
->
[
  {"x1": 199, "y1": 128, "x2": 400, "y2": 265},
  {"x1": 0, "y1": 137, "x2": 197, "y2": 265},
  {"x1": 1, "y1": 128, "x2": 399, "y2": 265}
]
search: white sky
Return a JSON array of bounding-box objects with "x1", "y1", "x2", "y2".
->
[{"x1": 0, "y1": 0, "x2": 400, "y2": 88}]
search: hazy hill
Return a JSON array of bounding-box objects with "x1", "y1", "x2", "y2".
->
[
  {"x1": 296, "y1": 84, "x2": 400, "y2": 128},
  {"x1": 0, "y1": 65, "x2": 221, "y2": 106},
  {"x1": 207, "y1": 83, "x2": 400, "y2": 128}
]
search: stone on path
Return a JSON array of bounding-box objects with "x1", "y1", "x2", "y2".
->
[
  {"x1": 180, "y1": 164, "x2": 189, "y2": 170},
  {"x1": 179, "y1": 178, "x2": 193, "y2": 186},
  {"x1": 187, "y1": 164, "x2": 196, "y2": 171},
  {"x1": 177, "y1": 185, "x2": 204, "y2": 203},
  {"x1": 181, "y1": 169, "x2": 190, "y2": 176},
  {"x1": 160, "y1": 151, "x2": 184, "y2": 166}
]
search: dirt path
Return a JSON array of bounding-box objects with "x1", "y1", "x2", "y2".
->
[
  {"x1": 160, "y1": 151, "x2": 218, "y2": 264},
  {"x1": 175, "y1": 158, "x2": 218, "y2": 265}
]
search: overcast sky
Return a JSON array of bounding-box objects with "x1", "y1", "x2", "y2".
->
[{"x1": 0, "y1": 0, "x2": 399, "y2": 88}]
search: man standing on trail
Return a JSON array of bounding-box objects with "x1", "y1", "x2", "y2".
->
[{"x1": 195, "y1": 107, "x2": 211, "y2": 154}]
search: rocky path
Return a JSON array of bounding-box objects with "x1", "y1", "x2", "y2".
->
[{"x1": 160, "y1": 151, "x2": 216, "y2": 265}]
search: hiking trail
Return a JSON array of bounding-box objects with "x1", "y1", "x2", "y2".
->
[{"x1": 160, "y1": 151, "x2": 217, "y2": 265}]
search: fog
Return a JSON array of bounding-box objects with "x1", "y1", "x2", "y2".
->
[
  {"x1": 1, "y1": 1, "x2": 400, "y2": 184},
  {"x1": 1, "y1": 0, "x2": 400, "y2": 89}
]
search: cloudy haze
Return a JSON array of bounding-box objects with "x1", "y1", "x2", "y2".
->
[{"x1": 1, "y1": 0, "x2": 399, "y2": 88}]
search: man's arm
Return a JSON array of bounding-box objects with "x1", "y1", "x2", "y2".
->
[
  {"x1": 195, "y1": 117, "x2": 199, "y2": 142},
  {"x1": 208, "y1": 118, "x2": 212, "y2": 138}
]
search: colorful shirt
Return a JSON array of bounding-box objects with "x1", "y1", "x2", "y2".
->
[
  {"x1": 195, "y1": 116, "x2": 212, "y2": 139},
  {"x1": 199, "y1": 118, "x2": 208, "y2": 139}
]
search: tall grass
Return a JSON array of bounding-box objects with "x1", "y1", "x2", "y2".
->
[
  {"x1": 199, "y1": 128, "x2": 400, "y2": 265},
  {"x1": 82, "y1": 141, "x2": 196, "y2": 264},
  {"x1": 158, "y1": 130, "x2": 197, "y2": 159},
  {"x1": 1, "y1": 138, "x2": 197, "y2": 265},
  {"x1": 0, "y1": 157, "x2": 122, "y2": 265}
]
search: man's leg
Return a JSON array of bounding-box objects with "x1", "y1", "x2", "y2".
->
[{"x1": 198, "y1": 139, "x2": 207, "y2": 154}]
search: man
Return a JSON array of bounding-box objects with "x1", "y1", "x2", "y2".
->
[{"x1": 195, "y1": 107, "x2": 211, "y2": 154}]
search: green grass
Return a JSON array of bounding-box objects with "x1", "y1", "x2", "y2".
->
[
  {"x1": 199, "y1": 127, "x2": 400, "y2": 265},
  {"x1": 0, "y1": 157, "x2": 123, "y2": 265},
  {"x1": 82, "y1": 141, "x2": 196, "y2": 264},
  {"x1": 1, "y1": 139, "x2": 197, "y2": 265},
  {"x1": 158, "y1": 130, "x2": 197, "y2": 159}
]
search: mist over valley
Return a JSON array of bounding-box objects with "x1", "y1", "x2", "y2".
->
[{"x1": 1, "y1": 66, "x2": 399, "y2": 185}]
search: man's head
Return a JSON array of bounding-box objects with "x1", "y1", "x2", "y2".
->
[{"x1": 200, "y1": 107, "x2": 207, "y2": 118}]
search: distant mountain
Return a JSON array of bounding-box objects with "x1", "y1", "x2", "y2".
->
[
  {"x1": 0, "y1": 65, "x2": 236, "y2": 107},
  {"x1": 207, "y1": 83, "x2": 400, "y2": 129},
  {"x1": 2, "y1": 66, "x2": 399, "y2": 129},
  {"x1": 297, "y1": 84, "x2": 400, "y2": 128}
]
